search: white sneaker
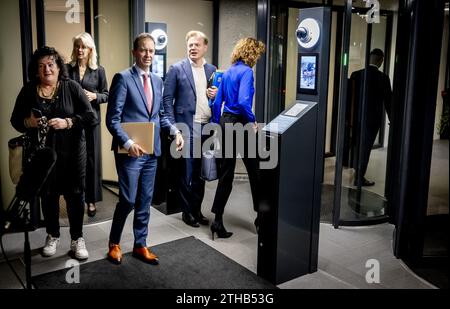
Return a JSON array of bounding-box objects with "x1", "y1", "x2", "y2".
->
[
  {"x1": 70, "y1": 237, "x2": 89, "y2": 260},
  {"x1": 42, "y1": 235, "x2": 59, "y2": 257}
]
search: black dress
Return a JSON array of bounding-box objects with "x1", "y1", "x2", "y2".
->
[{"x1": 67, "y1": 64, "x2": 109, "y2": 204}]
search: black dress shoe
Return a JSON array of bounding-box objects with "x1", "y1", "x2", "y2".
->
[
  {"x1": 182, "y1": 212, "x2": 200, "y2": 228},
  {"x1": 193, "y1": 212, "x2": 209, "y2": 225},
  {"x1": 354, "y1": 177, "x2": 375, "y2": 186},
  {"x1": 87, "y1": 203, "x2": 96, "y2": 217}
]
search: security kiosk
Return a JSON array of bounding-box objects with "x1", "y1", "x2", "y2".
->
[{"x1": 257, "y1": 7, "x2": 330, "y2": 284}]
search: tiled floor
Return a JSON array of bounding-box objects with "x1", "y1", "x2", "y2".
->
[
  {"x1": 0, "y1": 179, "x2": 436, "y2": 289},
  {"x1": 1, "y1": 140, "x2": 446, "y2": 289}
]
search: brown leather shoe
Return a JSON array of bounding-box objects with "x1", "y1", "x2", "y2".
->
[
  {"x1": 132, "y1": 247, "x2": 159, "y2": 265},
  {"x1": 107, "y1": 243, "x2": 122, "y2": 264}
]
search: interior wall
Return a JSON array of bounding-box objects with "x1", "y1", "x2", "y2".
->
[
  {"x1": 0, "y1": 2, "x2": 23, "y2": 208},
  {"x1": 325, "y1": 12, "x2": 337, "y2": 154},
  {"x1": 348, "y1": 14, "x2": 368, "y2": 77},
  {"x1": 44, "y1": 9, "x2": 85, "y2": 61},
  {"x1": 285, "y1": 8, "x2": 299, "y2": 110},
  {"x1": 146, "y1": 0, "x2": 214, "y2": 67},
  {"x1": 98, "y1": 0, "x2": 131, "y2": 182},
  {"x1": 218, "y1": 0, "x2": 256, "y2": 70}
]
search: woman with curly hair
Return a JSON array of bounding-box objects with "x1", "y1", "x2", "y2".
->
[
  {"x1": 11, "y1": 46, "x2": 96, "y2": 260},
  {"x1": 210, "y1": 38, "x2": 265, "y2": 239}
]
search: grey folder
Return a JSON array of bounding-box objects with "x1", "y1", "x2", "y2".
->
[{"x1": 118, "y1": 122, "x2": 155, "y2": 154}]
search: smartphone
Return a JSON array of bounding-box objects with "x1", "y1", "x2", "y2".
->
[{"x1": 32, "y1": 108, "x2": 42, "y2": 118}]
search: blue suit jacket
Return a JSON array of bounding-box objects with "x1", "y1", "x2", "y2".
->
[
  {"x1": 106, "y1": 66, "x2": 171, "y2": 156},
  {"x1": 163, "y1": 58, "x2": 216, "y2": 133}
]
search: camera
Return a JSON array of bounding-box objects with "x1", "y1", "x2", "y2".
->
[{"x1": 296, "y1": 27, "x2": 309, "y2": 42}]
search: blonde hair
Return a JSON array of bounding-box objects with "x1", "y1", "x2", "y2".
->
[
  {"x1": 185, "y1": 30, "x2": 209, "y2": 45},
  {"x1": 230, "y1": 38, "x2": 265, "y2": 68},
  {"x1": 70, "y1": 32, "x2": 98, "y2": 70}
]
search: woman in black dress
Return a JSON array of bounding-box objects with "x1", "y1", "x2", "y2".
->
[
  {"x1": 11, "y1": 46, "x2": 96, "y2": 260},
  {"x1": 67, "y1": 32, "x2": 109, "y2": 217}
]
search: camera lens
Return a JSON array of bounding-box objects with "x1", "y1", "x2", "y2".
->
[
  {"x1": 158, "y1": 35, "x2": 166, "y2": 44},
  {"x1": 296, "y1": 27, "x2": 308, "y2": 40}
]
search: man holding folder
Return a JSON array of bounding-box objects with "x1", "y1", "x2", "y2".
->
[{"x1": 106, "y1": 33, "x2": 183, "y2": 265}]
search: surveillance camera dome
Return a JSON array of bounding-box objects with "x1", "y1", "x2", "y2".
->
[
  {"x1": 151, "y1": 29, "x2": 168, "y2": 50},
  {"x1": 157, "y1": 35, "x2": 166, "y2": 44},
  {"x1": 296, "y1": 27, "x2": 310, "y2": 42},
  {"x1": 296, "y1": 18, "x2": 320, "y2": 49}
]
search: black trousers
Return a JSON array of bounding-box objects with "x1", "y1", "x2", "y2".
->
[
  {"x1": 41, "y1": 192, "x2": 84, "y2": 240},
  {"x1": 176, "y1": 123, "x2": 211, "y2": 215},
  {"x1": 355, "y1": 124, "x2": 379, "y2": 181},
  {"x1": 211, "y1": 113, "x2": 260, "y2": 216}
]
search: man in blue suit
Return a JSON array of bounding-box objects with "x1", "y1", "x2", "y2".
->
[
  {"x1": 163, "y1": 30, "x2": 217, "y2": 227},
  {"x1": 106, "y1": 33, "x2": 183, "y2": 264}
]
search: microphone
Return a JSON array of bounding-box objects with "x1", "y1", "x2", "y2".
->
[{"x1": 3, "y1": 147, "x2": 57, "y2": 232}]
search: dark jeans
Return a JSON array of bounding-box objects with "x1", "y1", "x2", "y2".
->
[
  {"x1": 41, "y1": 192, "x2": 84, "y2": 240},
  {"x1": 211, "y1": 113, "x2": 260, "y2": 216}
]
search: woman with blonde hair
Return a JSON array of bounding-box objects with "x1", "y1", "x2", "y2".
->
[
  {"x1": 210, "y1": 37, "x2": 265, "y2": 239},
  {"x1": 67, "y1": 32, "x2": 108, "y2": 217}
]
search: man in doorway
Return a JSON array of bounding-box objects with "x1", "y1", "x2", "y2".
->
[
  {"x1": 163, "y1": 30, "x2": 217, "y2": 227},
  {"x1": 349, "y1": 48, "x2": 392, "y2": 186}
]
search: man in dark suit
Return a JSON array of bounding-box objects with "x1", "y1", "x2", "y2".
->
[
  {"x1": 105, "y1": 33, "x2": 183, "y2": 264},
  {"x1": 349, "y1": 48, "x2": 392, "y2": 186},
  {"x1": 163, "y1": 30, "x2": 217, "y2": 227}
]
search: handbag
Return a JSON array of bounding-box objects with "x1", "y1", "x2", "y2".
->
[
  {"x1": 8, "y1": 135, "x2": 29, "y2": 185},
  {"x1": 200, "y1": 137, "x2": 220, "y2": 181}
]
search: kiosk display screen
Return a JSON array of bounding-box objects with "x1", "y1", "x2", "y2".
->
[{"x1": 297, "y1": 53, "x2": 318, "y2": 94}]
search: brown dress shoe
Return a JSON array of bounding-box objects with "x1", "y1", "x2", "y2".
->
[
  {"x1": 132, "y1": 247, "x2": 159, "y2": 265},
  {"x1": 107, "y1": 243, "x2": 122, "y2": 264}
]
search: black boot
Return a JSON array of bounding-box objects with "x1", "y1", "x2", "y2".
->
[{"x1": 210, "y1": 221, "x2": 233, "y2": 240}]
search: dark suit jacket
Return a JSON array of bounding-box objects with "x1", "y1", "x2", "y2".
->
[
  {"x1": 349, "y1": 65, "x2": 392, "y2": 131},
  {"x1": 163, "y1": 58, "x2": 216, "y2": 133},
  {"x1": 106, "y1": 66, "x2": 171, "y2": 156}
]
